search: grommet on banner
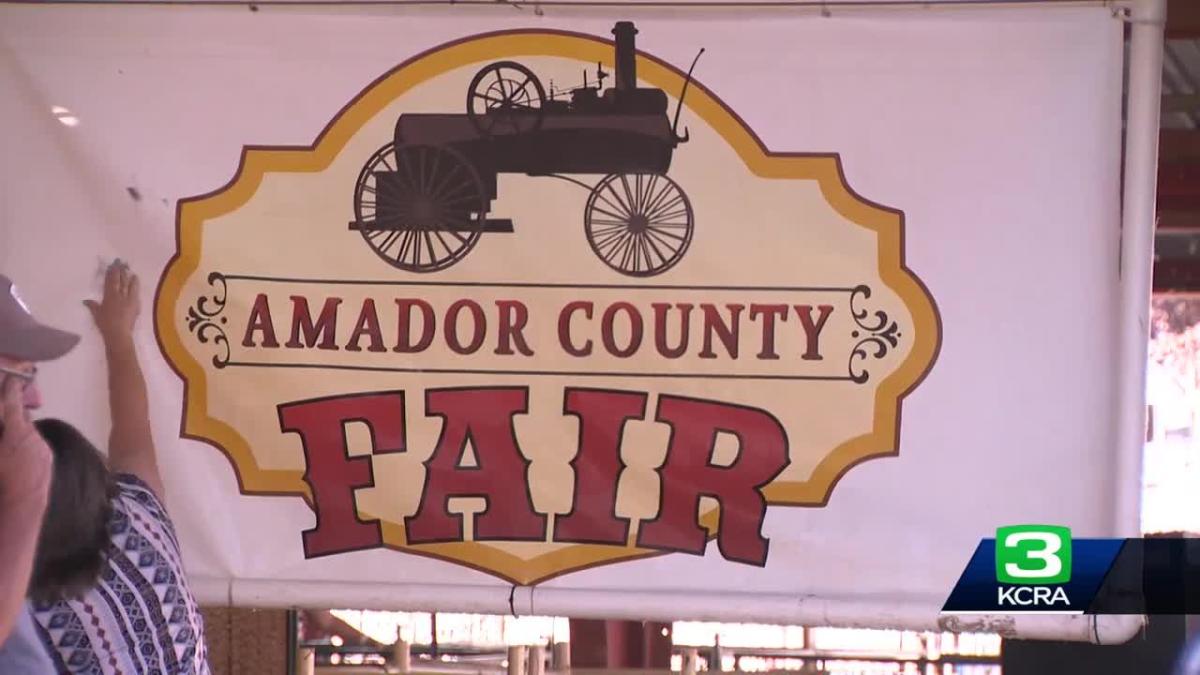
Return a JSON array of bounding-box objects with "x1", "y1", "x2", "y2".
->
[{"x1": 1113, "y1": 4, "x2": 1165, "y2": 27}]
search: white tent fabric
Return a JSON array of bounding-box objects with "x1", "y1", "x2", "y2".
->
[{"x1": 1, "y1": 2, "x2": 1133, "y2": 638}]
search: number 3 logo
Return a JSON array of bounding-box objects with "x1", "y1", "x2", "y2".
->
[{"x1": 995, "y1": 525, "x2": 1072, "y2": 585}]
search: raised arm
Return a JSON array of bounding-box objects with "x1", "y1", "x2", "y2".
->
[
  {"x1": 85, "y1": 261, "x2": 165, "y2": 499},
  {"x1": 0, "y1": 375, "x2": 51, "y2": 643}
]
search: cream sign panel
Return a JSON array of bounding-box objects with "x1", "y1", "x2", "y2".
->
[{"x1": 157, "y1": 23, "x2": 940, "y2": 585}]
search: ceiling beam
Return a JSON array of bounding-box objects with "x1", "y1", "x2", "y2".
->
[
  {"x1": 1157, "y1": 132, "x2": 1200, "y2": 217},
  {"x1": 1156, "y1": 132, "x2": 1200, "y2": 220},
  {"x1": 1159, "y1": 160, "x2": 1200, "y2": 197},
  {"x1": 1167, "y1": 0, "x2": 1200, "y2": 39},
  {"x1": 1158, "y1": 210, "x2": 1200, "y2": 230},
  {"x1": 1154, "y1": 259, "x2": 1200, "y2": 292},
  {"x1": 1160, "y1": 129, "x2": 1200, "y2": 162},
  {"x1": 1163, "y1": 94, "x2": 1200, "y2": 115},
  {"x1": 1158, "y1": 195, "x2": 1200, "y2": 212}
]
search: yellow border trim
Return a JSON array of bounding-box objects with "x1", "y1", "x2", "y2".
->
[{"x1": 155, "y1": 29, "x2": 941, "y2": 586}]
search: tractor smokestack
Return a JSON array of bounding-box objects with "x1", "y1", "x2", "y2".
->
[{"x1": 613, "y1": 21, "x2": 638, "y2": 91}]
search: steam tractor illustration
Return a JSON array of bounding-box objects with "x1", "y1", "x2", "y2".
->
[{"x1": 350, "y1": 22, "x2": 702, "y2": 277}]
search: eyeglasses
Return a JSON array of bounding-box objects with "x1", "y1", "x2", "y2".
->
[{"x1": 0, "y1": 365, "x2": 37, "y2": 387}]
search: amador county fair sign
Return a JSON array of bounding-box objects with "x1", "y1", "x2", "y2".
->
[{"x1": 156, "y1": 22, "x2": 940, "y2": 584}]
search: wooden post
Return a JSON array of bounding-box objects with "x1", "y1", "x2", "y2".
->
[
  {"x1": 392, "y1": 630, "x2": 411, "y2": 674},
  {"x1": 508, "y1": 645, "x2": 528, "y2": 675},
  {"x1": 567, "y1": 619, "x2": 606, "y2": 668},
  {"x1": 552, "y1": 641, "x2": 571, "y2": 671},
  {"x1": 643, "y1": 622, "x2": 672, "y2": 670},
  {"x1": 430, "y1": 613, "x2": 439, "y2": 659},
  {"x1": 529, "y1": 645, "x2": 546, "y2": 675},
  {"x1": 568, "y1": 619, "x2": 669, "y2": 670},
  {"x1": 712, "y1": 636, "x2": 727, "y2": 673},
  {"x1": 297, "y1": 647, "x2": 315, "y2": 675},
  {"x1": 682, "y1": 648, "x2": 699, "y2": 675},
  {"x1": 201, "y1": 607, "x2": 291, "y2": 675}
]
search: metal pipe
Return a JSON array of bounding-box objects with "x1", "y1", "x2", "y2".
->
[
  {"x1": 431, "y1": 612, "x2": 440, "y2": 659},
  {"x1": 612, "y1": 21, "x2": 638, "y2": 91},
  {"x1": 222, "y1": 578, "x2": 518, "y2": 614},
  {"x1": 212, "y1": 575, "x2": 1145, "y2": 643},
  {"x1": 1113, "y1": 0, "x2": 1165, "y2": 538},
  {"x1": 525, "y1": 587, "x2": 1146, "y2": 644},
  {"x1": 287, "y1": 609, "x2": 299, "y2": 675},
  {"x1": 0, "y1": 0, "x2": 1126, "y2": 6}
]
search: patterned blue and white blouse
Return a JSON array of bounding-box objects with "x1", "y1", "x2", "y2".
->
[{"x1": 30, "y1": 474, "x2": 210, "y2": 674}]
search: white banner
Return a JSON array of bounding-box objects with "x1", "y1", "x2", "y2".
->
[{"x1": 0, "y1": 3, "x2": 1133, "y2": 639}]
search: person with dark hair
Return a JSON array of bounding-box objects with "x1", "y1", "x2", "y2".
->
[
  {"x1": 27, "y1": 419, "x2": 117, "y2": 607},
  {"x1": 0, "y1": 273, "x2": 78, "y2": 673},
  {"x1": 12, "y1": 261, "x2": 210, "y2": 674}
]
